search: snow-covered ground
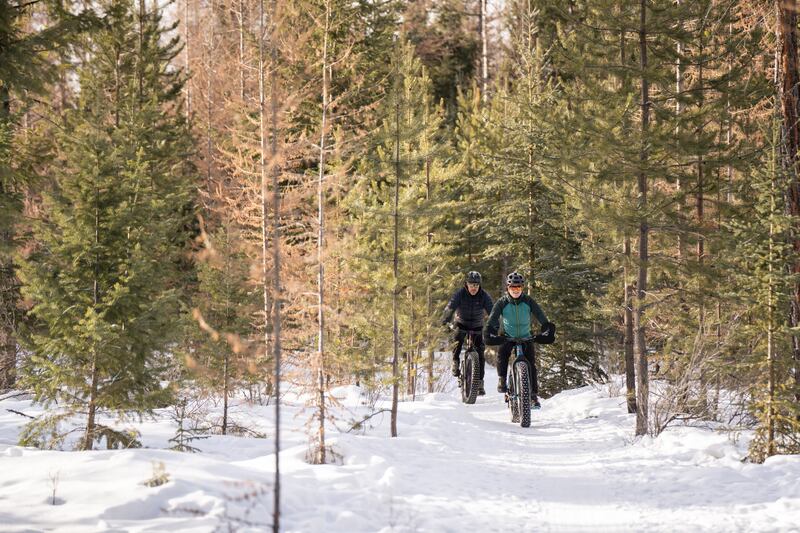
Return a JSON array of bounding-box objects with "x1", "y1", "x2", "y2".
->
[{"x1": 1, "y1": 370, "x2": 799, "y2": 532}]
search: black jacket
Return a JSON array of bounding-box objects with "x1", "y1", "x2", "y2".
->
[{"x1": 441, "y1": 286, "x2": 493, "y2": 331}]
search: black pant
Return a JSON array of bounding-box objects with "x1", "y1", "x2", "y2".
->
[
  {"x1": 497, "y1": 339, "x2": 538, "y2": 395},
  {"x1": 452, "y1": 329, "x2": 485, "y2": 380}
]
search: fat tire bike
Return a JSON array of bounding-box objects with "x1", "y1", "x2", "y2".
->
[
  {"x1": 457, "y1": 328, "x2": 483, "y2": 404},
  {"x1": 505, "y1": 336, "x2": 535, "y2": 427}
]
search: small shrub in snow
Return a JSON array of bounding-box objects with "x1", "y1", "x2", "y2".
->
[
  {"x1": 143, "y1": 461, "x2": 170, "y2": 487},
  {"x1": 169, "y1": 397, "x2": 212, "y2": 452},
  {"x1": 48, "y1": 470, "x2": 64, "y2": 505}
]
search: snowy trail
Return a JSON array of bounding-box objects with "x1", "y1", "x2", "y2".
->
[
  {"x1": 275, "y1": 374, "x2": 799, "y2": 533},
  {"x1": 1, "y1": 372, "x2": 799, "y2": 532}
]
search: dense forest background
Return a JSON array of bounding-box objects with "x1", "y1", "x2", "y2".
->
[{"x1": 1, "y1": 0, "x2": 799, "y2": 464}]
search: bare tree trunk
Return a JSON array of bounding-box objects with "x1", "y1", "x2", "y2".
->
[
  {"x1": 696, "y1": 39, "x2": 707, "y2": 414},
  {"x1": 258, "y1": 0, "x2": 270, "y2": 387},
  {"x1": 391, "y1": 44, "x2": 401, "y2": 438},
  {"x1": 269, "y1": 0, "x2": 282, "y2": 526},
  {"x1": 479, "y1": 0, "x2": 488, "y2": 103},
  {"x1": 617, "y1": 8, "x2": 635, "y2": 415},
  {"x1": 184, "y1": 0, "x2": 191, "y2": 120},
  {"x1": 623, "y1": 236, "x2": 636, "y2": 414},
  {"x1": 315, "y1": 0, "x2": 330, "y2": 465},
  {"x1": 768, "y1": 130, "x2": 778, "y2": 456},
  {"x1": 408, "y1": 286, "x2": 415, "y2": 397},
  {"x1": 239, "y1": 0, "x2": 246, "y2": 102},
  {"x1": 634, "y1": 0, "x2": 650, "y2": 437},
  {"x1": 138, "y1": 0, "x2": 145, "y2": 101},
  {"x1": 205, "y1": 0, "x2": 216, "y2": 192},
  {"x1": 222, "y1": 352, "x2": 229, "y2": 435},
  {"x1": 259, "y1": 1, "x2": 281, "y2": 527},
  {"x1": 676, "y1": 0, "x2": 686, "y2": 263},
  {"x1": 426, "y1": 154, "x2": 434, "y2": 393}
]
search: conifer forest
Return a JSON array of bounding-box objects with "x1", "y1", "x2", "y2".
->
[{"x1": 2, "y1": 0, "x2": 800, "y2": 531}]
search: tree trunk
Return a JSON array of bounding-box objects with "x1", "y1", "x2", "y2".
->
[
  {"x1": 259, "y1": 1, "x2": 281, "y2": 528},
  {"x1": 479, "y1": 0, "x2": 488, "y2": 103},
  {"x1": 314, "y1": 0, "x2": 331, "y2": 466},
  {"x1": 391, "y1": 41, "x2": 404, "y2": 437},
  {"x1": 675, "y1": 0, "x2": 686, "y2": 263},
  {"x1": 0, "y1": 87, "x2": 15, "y2": 389},
  {"x1": 623, "y1": 236, "x2": 636, "y2": 414},
  {"x1": 696, "y1": 39, "x2": 707, "y2": 414},
  {"x1": 239, "y1": 0, "x2": 246, "y2": 102},
  {"x1": 184, "y1": 0, "x2": 191, "y2": 120},
  {"x1": 777, "y1": 0, "x2": 800, "y2": 414},
  {"x1": 768, "y1": 149, "x2": 777, "y2": 457},
  {"x1": 270, "y1": 0, "x2": 282, "y2": 526},
  {"x1": 82, "y1": 353, "x2": 99, "y2": 451},
  {"x1": 426, "y1": 153, "x2": 434, "y2": 394},
  {"x1": 222, "y1": 352, "x2": 229, "y2": 435},
  {"x1": 391, "y1": 43, "x2": 401, "y2": 437},
  {"x1": 634, "y1": 0, "x2": 650, "y2": 437},
  {"x1": 138, "y1": 0, "x2": 145, "y2": 101}
]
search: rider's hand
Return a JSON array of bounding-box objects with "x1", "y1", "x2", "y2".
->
[
  {"x1": 484, "y1": 332, "x2": 505, "y2": 346},
  {"x1": 534, "y1": 322, "x2": 556, "y2": 344}
]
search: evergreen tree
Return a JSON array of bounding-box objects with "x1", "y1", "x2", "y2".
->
[
  {"x1": 346, "y1": 38, "x2": 453, "y2": 432},
  {"x1": 16, "y1": 0, "x2": 195, "y2": 450},
  {"x1": 0, "y1": 1, "x2": 97, "y2": 389},
  {"x1": 731, "y1": 114, "x2": 800, "y2": 461}
]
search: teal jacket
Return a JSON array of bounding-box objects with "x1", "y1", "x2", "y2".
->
[{"x1": 484, "y1": 294, "x2": 549, "y2": 340}]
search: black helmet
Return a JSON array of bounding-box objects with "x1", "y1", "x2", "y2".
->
[
  {"x1": 466, "y1": 271, "x2": 482, "y2": 284},
  {"x1": 506, "y1": 271, "x2": 525, "y2": 286}
]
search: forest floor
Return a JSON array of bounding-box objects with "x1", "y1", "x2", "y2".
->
[{"x1": 0, "y1": 369, "x2": 798, "y2": 532}]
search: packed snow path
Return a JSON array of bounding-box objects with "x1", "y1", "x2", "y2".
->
[{"x1": 1, "y1": 372, "x2": 799, "y2": 532}]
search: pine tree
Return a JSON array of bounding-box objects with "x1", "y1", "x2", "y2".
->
[
  {"x1": 16, "y1": 0, "x2": 195, "y2": 450},
  {"x1": 0, "y1": 1, "x2": 97, "y2": 390},
  {"x1": 347, "y1": 38, "x2": 452, "y2": 434}
]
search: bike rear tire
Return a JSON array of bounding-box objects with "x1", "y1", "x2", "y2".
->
[
  {"x1": 515, "y1": 361, "x2": 531, "y2": 428},
  {"x1": 462, "y1": 350, "x2": 481, "y2": 404}
]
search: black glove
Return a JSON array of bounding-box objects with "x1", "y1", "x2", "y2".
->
[
  {"x1": 484, "y1": 332, "x2": 505, "y2": 346},
  {"x1": 534, "y1": 322, "x2": 556, "y2": 344}
]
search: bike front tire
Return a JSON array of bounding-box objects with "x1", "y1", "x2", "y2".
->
[
  {"x1": 515, "y1": 360, "x2": 532, "y2": 428},
  {"x1": 461, "y1": 349, "x2": 481, "y2": 404}
]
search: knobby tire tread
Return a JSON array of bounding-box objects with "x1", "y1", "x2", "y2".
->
[
  {"x1": 464, "y1": 350, "x2": 480, "y2": 404},
  {"x1": 517, "y1": 361, "x2": 531, "y2": 428}
]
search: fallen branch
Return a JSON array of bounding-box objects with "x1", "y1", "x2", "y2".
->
[
  {"x1": 345, "y1": 409, "x2": 391, "y2": 433},
  {"x1": 0, "y1": 391, "x2": 31, "y2": 402},
  {"x1": 7, "y1": 408, "x2": 35, "y2": 419}
]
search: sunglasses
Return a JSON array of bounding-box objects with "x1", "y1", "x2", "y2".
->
[
  {"x1": 467, "y1": 282, "x2": 480, "y2": 287},
  {"x1": 508, "y1": 285, "x2": 524, "y2": 290}
]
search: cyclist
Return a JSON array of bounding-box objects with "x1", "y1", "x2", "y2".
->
[
  {"x1": 441, "y1": 271, "x2": 493, "y2": 395},
  {"x1": 484, "y1": 271, "x2": 555, "y2": 409}
]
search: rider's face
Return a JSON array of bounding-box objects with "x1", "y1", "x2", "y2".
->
[
  {"x1": 508, "y1": 285, "x2": 523, "y2": 297},
  {"x1": 467, "y1": 282, "x2": 480, "y2": 295}
]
